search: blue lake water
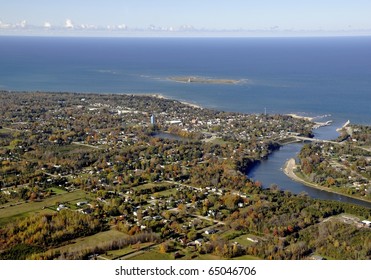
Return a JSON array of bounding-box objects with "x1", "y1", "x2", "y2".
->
[
  {"x1": 0, "y1": 36, "x2": 370, "y2": 125},
  {"x1": 0, "y1": 36, "x2": 370, "y2": 206}
]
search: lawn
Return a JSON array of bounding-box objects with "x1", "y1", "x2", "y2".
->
[{"x1": 232, "y1": 234, "x2": 260, "y2": 246}]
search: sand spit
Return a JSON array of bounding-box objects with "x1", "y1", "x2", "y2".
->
[{"x1": 169, "y1": 76, "x2": 246, "y2": 85}]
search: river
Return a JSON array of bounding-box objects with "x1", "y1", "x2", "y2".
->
[
  {"x1": 152, "y1": 124, "x2": 371, "y2": 208},
  {"x1": 247, "y1": 122, "x2": 371, "y2": 208}
]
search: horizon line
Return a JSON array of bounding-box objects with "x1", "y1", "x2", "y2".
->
[{"x1": 1, "y1": 33, "x2": 371, "y2": 39}]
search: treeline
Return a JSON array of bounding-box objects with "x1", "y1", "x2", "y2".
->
[
  {"x1": 297, "y1": 220, "x2": 371, "y2": 259},
  {"x1": 226, "y1": 189, "x2": 370, "y2": 234},
  {"x1": 222, "y1": 189, "x2": 371, "y2": 259},
  {"x1": 30, "y1": 232, "x2": 160, "y2": 260},
  {"x1": 298, "y1": 142, "x2": 371, "y2": 198},
  {"x1": 0, "y1": 211, "x2": 105, "y2": 259},
  {"x1": 160, "y1": 237, "x2": 246, "y2": 259}
]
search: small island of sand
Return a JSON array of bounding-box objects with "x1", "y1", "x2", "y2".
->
[{"x1": 169, "y1": 76, "x2": 246, "y2": 85}]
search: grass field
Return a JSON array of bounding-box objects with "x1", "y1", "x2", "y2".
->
[
  {"x1": 102, "y1": 242, "x2": 154, "y2": 260},
  {"x1": 47, "y1": 187, "x2": 68, "y2": 195},
  {"x1": 125, "y1": 247, "x2": 259, "y2": 260},
  {"x1": 209, "y1": 138, "x2": 229, "y2": 145},
  {"x1": 22, "y1": 143, "x2": 95, "y2": 163},
  {"x1": 128, "y1": 249, "x2": 174, "y2": 260},
  {"x1": 153, "y1": 188, "x2": 177, "y2": 197},
  {"x1": 194, "y1": 253, "x2": 224, "y2": 260},
  {"x1": 232, "y1": 234, "x2": 260, "y2": 246},
  {"x1": 48, "y1": 143, "x2": 95, "y2": 154},
  {"x1": 43, "y1": 229, "x2": 130, "y2": 257},
  {"x1": 219, "y1": 229, "x2": 244, "y2": 240},
  {"x1": 133, "y1": 182, "x2": 173, "y2": 191},
  {"x1": 0, "y1": 128, "x2": 14, "y2": 135},
  {"x1": 0, "y1": 189, "x2": 91, "y2": 226},
  {"x1": 232, "y1": 255, "x2": 261, "y2": 260}
]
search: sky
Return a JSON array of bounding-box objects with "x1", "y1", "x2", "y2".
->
[{"x1": 1, "y1": 0, "x2": 371, "y2": 36}]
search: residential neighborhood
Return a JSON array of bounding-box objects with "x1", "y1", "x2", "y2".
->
[{"x1": 0, "y1": 91, "x2": 370, "y2": 260}]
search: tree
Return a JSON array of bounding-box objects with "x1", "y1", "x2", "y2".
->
[
  {"x1": 187, "y1": 229, "x2": 197, "y2": 241},
  {"x1": 158, "y1": 242, "x2": 170, "y2": 254}
]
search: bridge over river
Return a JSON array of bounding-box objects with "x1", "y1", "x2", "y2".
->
[{"x1": 292, "y1": 135, "x2": 343, "y2": 145}]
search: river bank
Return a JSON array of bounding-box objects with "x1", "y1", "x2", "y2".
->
[{"x1": 283, "y1": 158, "x2": 371, "y2": 204}]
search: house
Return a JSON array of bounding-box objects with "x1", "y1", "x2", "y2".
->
[
  {"x1": 57, "y1": 204, "x2": 68, "y2": 211},
  {"x1": 76, "y1": 201, "x2": 88, "y2": 207},
  {"x1": 361, "y1": 220, "x2": 371, "y2": 227},
  {"x1": 195, "y1": 238, "x2": 204, "y2": 246},
  {"x1": 204, "y1": 229, "x2": 218, "y2": 235},
  {"x1": 78, "y1": 208, "x2": 92, "y2": 215},
  {"x1": 82, "y1": 208, "x2": 93, "y2": 214}
]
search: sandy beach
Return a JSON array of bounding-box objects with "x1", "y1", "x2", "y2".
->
[
  {"x1": 150, "y1": 93, "x2": 203, "y2": 109},
  {"x1": 286, "y1": 113, "x2": 334, "y2": 129},
  {"x1": 168, "y1": 76, "x2": 245, "y2": 85},
  {"x1": 285, "y1": 114, "x2": 314, "y2": 122}
]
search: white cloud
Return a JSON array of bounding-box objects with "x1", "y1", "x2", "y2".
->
[
  {"x1": 179, "y1": 25, "x2": 196, "y2": 31},
  {"x1": 65, "y1": 19, "x2": 74, "y2": 29},
  {"x1": 0, "y1": 20, "x2": 11, "y2": 29},
  {"x1": 19, "y1": 20, "x2": 27, "y2": 28},
  {"x1": 44, "y1": 22, "x2": 52, "y2": 28},
  {"x1": 106, "y1": 24, "x2": 127, "y2": 30},
  {"x1": 117, "y1": 24, "x2": 127, "y2": 30}
]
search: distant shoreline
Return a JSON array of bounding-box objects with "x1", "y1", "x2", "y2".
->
[
  {"x1": 283, "y1": 158, "x2": 371, "y2": 204},
  {"x1": 142, "y1": 93, "x2": 203, "y2": 109}
]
